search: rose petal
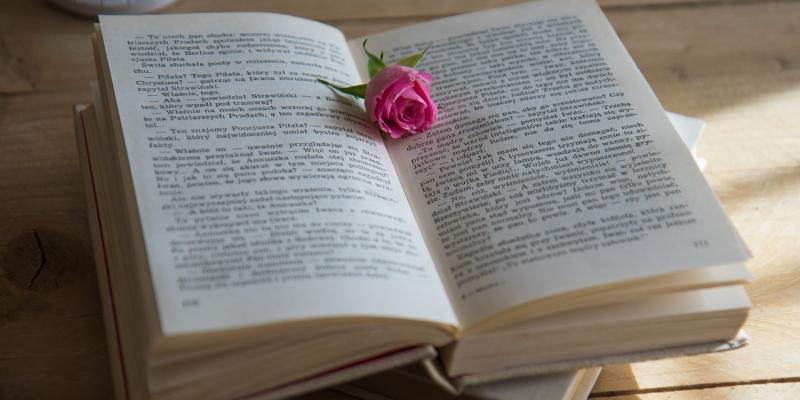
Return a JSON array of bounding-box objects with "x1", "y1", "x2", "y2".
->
[
  {"x1": 364, "y1": 64, "x2": 437, "y2": 138},
  {"x1": 418, "y1": 72, "x2": 433, "y2": 85},
  {"x1": 365, "y1": 65, "x2": 415, "y2": 120}
]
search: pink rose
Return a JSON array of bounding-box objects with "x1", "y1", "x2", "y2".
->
[{"x1": 365, "y1": 65, "x2": 437, "y2": 139}]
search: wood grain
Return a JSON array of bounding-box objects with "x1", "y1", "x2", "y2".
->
[
  {"x1": 0, "y1": 0, "x2": 799, "y2": 399},
  {"x1": 593, "y1": 382, "x2": 800, "y2": 399},
  {"x1": 165, "y1": 0, "x2": 772, "y2": 21}
]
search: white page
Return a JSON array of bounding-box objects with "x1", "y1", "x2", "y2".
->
[
  {"x1": 351, "y1": 0, "x2": 749, "y2": 325},
  {"x1": 99, "y1": 13, "x2": 456, "y2": 335}
]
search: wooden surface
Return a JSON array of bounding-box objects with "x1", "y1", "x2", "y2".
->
[{"x1": 1, "y1": 0, "x2": 799, "y2": 399}]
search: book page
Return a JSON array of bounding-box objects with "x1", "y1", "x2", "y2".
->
[
  {"x1": 99, "y1": 13, "x2": 456, "y2": 335},
  {"x1": 351, "y1": 0, "x2": 749, "y2": 326}
]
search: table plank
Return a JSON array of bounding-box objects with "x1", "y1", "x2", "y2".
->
[
  {"x1": 0, "y1": 0, "x2": 742, "y2": 24},
  {"x1": 594, "y1": 167, "x2": 800, "y2": 393},
  {"x1": 0, "y1": 33, "x2": 95, "y2": 93},
  {"x1": 0, "y1": 90, "x2": 90, "y2": 240},
  {"x1": 166, "y1": 0, "x2": 762, "y2": 21},
  {"x1": 593, "y1": 382, "x2": 800, "y2": 399}
]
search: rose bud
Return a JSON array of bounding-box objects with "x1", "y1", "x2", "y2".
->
[{"x1": 365, "y1": 65, "x2": 437, "y2": 139}]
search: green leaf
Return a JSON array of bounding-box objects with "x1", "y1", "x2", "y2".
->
[
  {"x1": 363, "y1": 39, "x2": 386, "y2": 78},
  {"x1": 317, "y1": 79, "x2": 367, "y2": 98},
  {"x1": 395, "y1": 43, "x2": 432, "y2": 68}
]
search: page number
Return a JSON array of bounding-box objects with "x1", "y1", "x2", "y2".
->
[
  {"x1": 692, "y1": 239, "x2": 710, "y2": 248},
  {"x1": 182, "y1": 299, "x2": 199, "y2": 308}
]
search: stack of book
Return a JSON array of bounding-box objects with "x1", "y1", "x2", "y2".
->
[{"x1": 74, "y1": 0, "x2": 751, "y2": 399}]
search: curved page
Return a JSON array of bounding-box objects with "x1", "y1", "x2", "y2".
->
[{"x1": 99, "y1": 13, "x2": 457, "y2": 335}]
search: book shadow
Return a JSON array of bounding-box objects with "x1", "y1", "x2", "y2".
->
[{"x1": 590, "y1": 363, "x2": 642, "y2": 399}]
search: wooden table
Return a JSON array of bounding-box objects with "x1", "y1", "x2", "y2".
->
[{"x1": 1, "y1": 0, "x2": 799, "y2": 398}]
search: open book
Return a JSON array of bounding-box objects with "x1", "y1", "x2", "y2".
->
[
  {"x1": 85, "y1": 0, "x2": 752, "y2": 398},
  {"x1": 75, "y1": 102, "x2": 715, "y2": 400}
]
